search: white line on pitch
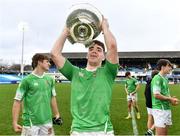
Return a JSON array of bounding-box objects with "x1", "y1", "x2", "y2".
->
[{"x1": 131, "y1": 106, "x2": 139, "y2": 136}]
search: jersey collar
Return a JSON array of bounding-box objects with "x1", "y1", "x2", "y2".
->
[{"x1": 32, "y1": 72, "x2": 45, "y2": 78}]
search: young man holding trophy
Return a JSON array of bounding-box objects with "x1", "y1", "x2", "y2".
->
[{"x1": 51, "y1": 4, "x2": 118, "y2": 135}]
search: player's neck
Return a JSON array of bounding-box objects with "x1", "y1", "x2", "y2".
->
[
  {"x1": 86, "y1": 66, "x2": 97, "y2": 71},
  {"x1": 159, "y1": 71, "x2": 166, "y2": 76},
  {"x1": 86, "y1": 62, "x2": 101, "y2": 71},
  {"x1": 33, "y1": 67, "x2": 45, "y2": 76}
]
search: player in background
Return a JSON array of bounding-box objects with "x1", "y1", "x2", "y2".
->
[
  {"x1": 124, "y1": 71, "x2": 140, "y2": 119},
  {"x1": 151, "y1": 59, "x2": 179, "y2": 136},
  {"x1": 12, "y1": 53, "x2": 62, "y2": 136},
  {"x1": 144, "y1": 70, "x2": 159, "y2": 135}
]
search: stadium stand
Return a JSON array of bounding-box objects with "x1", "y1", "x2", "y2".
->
[
  {"x1": 45, "y1": 51, "x2": 180, "y2": 83},
  {"x1": 1, "y1": 51, "x2": 180, "y2": 83}
]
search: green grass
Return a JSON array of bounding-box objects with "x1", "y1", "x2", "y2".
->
[{"x1": 0, "y1": 83, "x2": 180, "y2": 135}]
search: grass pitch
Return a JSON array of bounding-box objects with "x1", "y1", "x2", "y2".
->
[{"x1": 0, "y1": 83, "x2": 180, "y2": 135}]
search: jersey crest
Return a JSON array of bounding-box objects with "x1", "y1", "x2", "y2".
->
[{"x1": 79, "y1": 72, "x2": 84, "y2": 77}]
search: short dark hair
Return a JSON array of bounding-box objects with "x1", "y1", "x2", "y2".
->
[
  {"x1": 32, "y1": 53, "x2": 49, "y2": 69},
  {"x1": 91, "y1": 40, "x2": 105, "y2": 52},
  {"x1": 156, "y1": 59, "x2": 173, "y2": 70},
  {"x1": 125, "y1": 71, "x2": 131, "y2": 77}
]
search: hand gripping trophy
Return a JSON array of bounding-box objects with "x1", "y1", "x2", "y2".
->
[{"x1": 66, "y1": 3, "x2": 103, "y2": 47}]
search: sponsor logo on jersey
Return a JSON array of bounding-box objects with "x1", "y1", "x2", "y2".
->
[
  {"x1": 34, "y1": 82, "x2": 38, "y2": 86},
  {"x1": 79, "y1": 72, "x2": 84, "y2": 77}
]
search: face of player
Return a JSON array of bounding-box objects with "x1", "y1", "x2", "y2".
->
[
  {"x1": 87, "y1": 44, "x2": 105, "y2": 66},
  {"x1": 162, "y1": 64, "x2": 172, "y2": 74},
  {"x1": 39, "y1": 59, "x2": 50, "y2": 71},
  {"x1": 127, "y1": 74, "x2": 131, "y2": 78}
]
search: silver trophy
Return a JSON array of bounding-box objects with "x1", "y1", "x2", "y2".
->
[{"x1": 66, "y1": 3, "x2": 102, "y2": 47}]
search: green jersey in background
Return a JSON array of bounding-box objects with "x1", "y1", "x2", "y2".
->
[
  {"x1": 151, "y1": 73, "x2": 171, "y2": 110},
  {"x1": 14, "y1": 73, "x2": 56, "y2": 126},
  {"x1": 125, "y1": 77, "x2": 139, "y2": 93}
]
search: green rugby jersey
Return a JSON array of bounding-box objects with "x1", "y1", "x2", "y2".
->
[
  {"x1": 151, "y1": 73, "x2": 171, "y2": 110},
  {"x1": 59, "y1": 60, "x2": 118, "y2": 132},
  {"x1": 14, "y1": 73, "x2": 56, "y2": 126},
  {"x1": 125, "y1": 77, "x2": 139, "y2": 93}
]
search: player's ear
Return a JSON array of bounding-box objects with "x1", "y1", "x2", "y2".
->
[
  {"x1": 37, "y1": 60, "x2": 40, "y2": 65},
  {"x1": 86, "y1": 53, "x2": 88, "y2": 59},
  {"x1": 102, "y1": 56, "x2": 105, "y2": 61},
  {"x1": 102, "y1": 53, "x2": 105, "y2": 61},
  {"x1": 37, "y1": 60, "x2": 42, "y2": 65}
]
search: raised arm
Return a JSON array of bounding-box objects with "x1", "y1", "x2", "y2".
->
[
  {"x1": 102, "y1": 18, "x2": 118, "y2": 64},
  {"x1": 51, "y1": 27, "x2": 69, "y2": 69}
]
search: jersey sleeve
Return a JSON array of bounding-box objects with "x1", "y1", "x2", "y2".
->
[
  {"x1": 58, "y1": 59, "x2": 75, "y2": 81},
  {"x1": 14, "y1": 79, "x2": 28, "y2": 101},
  {"x1": 104, "y1": 60, "x2": 119, "y2": 80},
  {"x1": 151, "y1": 76, "x2": 161, "y2": 94}
]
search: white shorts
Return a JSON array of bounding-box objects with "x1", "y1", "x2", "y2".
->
[
  {"x1": 147, "y1": 107, "x2": 153, "y2": 115},
  {"x1": 127, "y1": 93, "x2": 137, "y2": 101},
  {"x1": 152, "y1": 109, "x2": 172, "y2": 128},
  {"x1": 70, "y1": 131, "x2": 114, "y2": 136},
  {"x1": 21, "y1": 122, "x2": 54, "y2": 136}
]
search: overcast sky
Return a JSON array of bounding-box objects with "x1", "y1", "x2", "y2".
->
[{"x1": 0, "y1": 0, "x2": 180, "y2": 64}]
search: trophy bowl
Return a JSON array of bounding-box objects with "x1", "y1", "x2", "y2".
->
[{"x1": 66, "y1": 3, "x2": 102, "y2": 47}]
